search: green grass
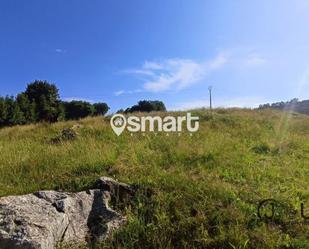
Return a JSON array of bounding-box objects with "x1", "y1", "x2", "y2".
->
[{"x1": 0, "y1": 108, "x2": 309, "y2": 248}]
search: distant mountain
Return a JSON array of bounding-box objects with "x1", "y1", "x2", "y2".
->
[{"x1": 258, "y1": 98, "x2": 309, "y2": 114}]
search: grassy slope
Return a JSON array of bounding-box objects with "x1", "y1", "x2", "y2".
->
[{"x1": 0, "y1": 109, "x2": 308, "y2": 249}]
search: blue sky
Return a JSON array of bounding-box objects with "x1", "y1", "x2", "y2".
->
[{"x1": 1, "y1": 0, "x2": 309, "y2": 112}]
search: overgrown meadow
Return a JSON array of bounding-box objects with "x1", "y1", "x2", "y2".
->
[{"x1": 0, "y1": 109, "x2": 308, "y2": 249}]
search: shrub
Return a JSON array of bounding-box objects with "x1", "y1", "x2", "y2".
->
[
  {"x1": 252, "y1": 143, "x2": 271, "y2": 154},
  {"x1": 50, "y1": 128, "x2": 77, "y2": 144}
]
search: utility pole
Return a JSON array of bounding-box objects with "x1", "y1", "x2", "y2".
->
[{"x1": 208, "y1": 86, "x2": 212, "y2": 110}]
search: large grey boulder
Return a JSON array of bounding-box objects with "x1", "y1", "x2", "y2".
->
[
  {"x1": 0, "y1": 178, "x2": 131, "y2": 249},
  {"x1": 94, "y1": 177, "x2": 135, "y2": 200}
]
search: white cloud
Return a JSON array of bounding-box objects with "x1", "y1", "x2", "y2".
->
[
  {"x1": 114, "y1": 90, "x2": 125, "y2": 96},
  {"x1": 122, "y1": 49, "x2": 267, "y2": 94},
  {"x1": 122, "y1": 69, "x2": 155, "y2": 76},
  {"x1": 125, "y1": 53, "x2": 229, "y2": 93},
  {"x1": 114, "y1": 89, "x2": 143, "y2": 96},
  {"x1": 55, "y1": 48, "x2": 67, "y2": 53},
  {"x1": 216, "y1": 96, "x2": 268, "y2": 108},
  {"x1": 63, "y1": 97, "x2": 94, "y2": 103},
  {"x1": 209, "y1": 53, "x2": 229, "y2": 69},
  {"x1": 171, "y1": 96, "x2": 267, "y2": 110},
  {"x1": 143, "y1": 61, "x2": 163, "y2": 70},
  {"x1": 244, "y1": 53, "x2": 267, "y2": 67},
  {"x1": 128, "y1": 89, "x2": 143, "y2": 94}
]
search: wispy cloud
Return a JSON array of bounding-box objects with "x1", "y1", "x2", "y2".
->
[
  {"x1": 209, "y1": 53, "x2": 229, "y2": 69},
  {"x1": 124, "y1": 53, "x2": 229, "y2": 93},
  {"x1": 143, "y1": 59, "x2": 205, "y2": 92},
  {"x1": 120, "y1": 49, "x2": 267, "y2": 95},
  {"x1": 122, "y1": 69, "x2": 155, "y2": 76},
  {"x1": 114, "y1": 90, "x2": 125, "y2": 96},
  {"x1": 244, "y1": 53, "x2": 267, "y2": 67},
  {"x1": 171, "y1": 96, "x2": 267, "y2": 110},
  {"x1": 55, "y1": 48, "x2": 67, "y2": 53},
  {"x1": 114, "y1": 89, "x2": 143, "y2": 96},
  {"x1": 63, "y1": 97, "x2": 94, "y2": 103},
  {"x1": 143, "y1": 61, "x2": 163, "y2": 70}
]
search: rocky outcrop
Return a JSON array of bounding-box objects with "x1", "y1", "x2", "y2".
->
[
  {"x1": 94, "y1": 177, "x2": 135, "y2": 201},
  {"x1": 0, "y1": 177, "x2": 132, "y2": 249}
]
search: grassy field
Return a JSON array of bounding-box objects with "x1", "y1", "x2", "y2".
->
[{"x1": 0, "y1": 108, "x2": 308, "y2": 249}]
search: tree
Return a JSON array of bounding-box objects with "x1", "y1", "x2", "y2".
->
[
  {"x1": 3, "y1": 96, "x2": 15, "y2": 126},
  {"x1": 0, "y1": 97, "x2": 7, "y2": 127},
  {"x1": 0, "y1": 80, "x2": 110, "y2": 127},
  {"x1": 151, "y1": 100, "x2": 166, "y2": 112},
  {"x1": 116, "y1": 108, "x2": 124, "y2": 114},
  {"x1": 25, "y1": 80, "x2": 62, "y2": 122},
  {"x1": 125, "y1": 100, "x2": 166, "y2": 113},
  {"x1": 63, "y1": 101, "x2": 95, "y2": 120},
  {"x1": 0, "y1": 96, "x2": 25, "y2": 126},
  {"x1": 12, "y1": 102, "x2": 25, "y2": 125},
  {"x1": 258, "y1": 98, "x2": 309, "y2": 115},
  {"x1": 93, "y1": 103, "x2": 109, "y2": 116},
  {"x1": 16, "y1": 93, "x2": 36, "y2": 123},
  {"x1": 56, "y1": 101, "x2": 66, "y2": 121}
]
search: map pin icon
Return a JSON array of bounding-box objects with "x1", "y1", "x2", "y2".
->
[{"x1": 111, "y1": 114, "x2": 127, "y2": 136}]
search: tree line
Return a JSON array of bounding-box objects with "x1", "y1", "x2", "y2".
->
[
  {"x1": 0, "y1": 80, "x2": 109, "y2": 127},
  {"x1": 259, "y1": 98, "x2": 309, "y2": 115},
  {"x1": 0, "y1": 80, "x2": 167, "y2": 128}
]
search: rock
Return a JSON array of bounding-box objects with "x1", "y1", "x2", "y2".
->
[
  {"x1": 49, "y1": 128, "x2": 77, "y2": 144},
  {"x1": 0, "y1": 177, "x2": 131, "y2": 249},
  {"x1": 94, "y1": 177, "x2": 135, "y2": 200}
]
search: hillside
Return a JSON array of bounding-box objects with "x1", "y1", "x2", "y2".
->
[
  {"x1": 259, "y1": 99, "x2": 309, "y2": 115},
  {"x1": 0, "y1": 109, "x2": 308, "y2": 249}
]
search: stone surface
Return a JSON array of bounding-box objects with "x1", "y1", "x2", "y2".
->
[
  {"x1": 94, "y1": 177, "x2": 135, "y2": 197},
  {"x1": 0, "y1": 178, "x2": 130, "y2": 249}
]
